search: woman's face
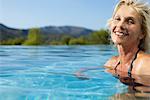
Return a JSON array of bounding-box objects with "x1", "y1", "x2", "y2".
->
[{"x1": 110, "y1": 5, "x2": 144, "y2": 46}]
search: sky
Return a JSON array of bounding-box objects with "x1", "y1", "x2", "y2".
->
[{"x1": 0, "y1": 0, "x2": 119, "y2": 30}]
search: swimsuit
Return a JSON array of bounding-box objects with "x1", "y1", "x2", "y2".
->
[
  {"x1": 113, "y1": 50, "x2": 150, "y2": 93},
  {"x1": 114, "y1": 49, "x2": 140, "y2": 77},
  {"x1": 113, "y1": 49, "x2": 143, "y2": 87}
]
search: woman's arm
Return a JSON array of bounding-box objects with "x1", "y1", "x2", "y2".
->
[
  {"x1": 74, "y1": 67, "x2": 100, "y2": 80},
  {"x1": 74, "y1": 56, "x2": 118, "y2": 79},
  {"x1": 104, "y1": 56, "x2": 118, "y2": 69}
]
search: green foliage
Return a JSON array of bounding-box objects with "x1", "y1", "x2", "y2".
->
[
  {"x1": 23, "y1": 28, "x2": 43, "y2": 45},
  {"x1": 0, "y1": 37, "x2": 25, "y2": 45},
  {"x1": 69, "y1": 37, "x2": 87, "y2": 45},
  {"x1": 0, "y1": 28, "x2": 110, "y2": 45},
  {"x1": 89, "y1": 29, "x2": 110, "y2": 44},
  {"x1": 47, "y1": 29, "x2": 110, "y2": 45},
  {"x1": 61, "y1": 35, "x2": 73, "y2": 45},
  {"x1": 49, "y1": 41, "x2": 62, "y2": 45}
]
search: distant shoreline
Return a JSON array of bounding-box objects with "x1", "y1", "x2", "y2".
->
[{"x1": 0, "y1": 24, "x2": 110, "y2": 45}]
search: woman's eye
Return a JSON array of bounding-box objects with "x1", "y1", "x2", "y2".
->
[
  {"x1": 114, "y1": 17, "x2": 120, "y2": 21},
  {"x1": 127, "y1": 19, "x2": 134, "y2": 24}
]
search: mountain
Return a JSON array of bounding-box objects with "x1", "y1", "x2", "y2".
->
[
  {"x1": 0, "y1": 24, "x2": 28, "y2": 41},
  {"x1": 0, "y1": 23, "x2": 95, "y2": 42},
  {"x1": 41, "y1": 26, "x2": 94, "y2": 37}
]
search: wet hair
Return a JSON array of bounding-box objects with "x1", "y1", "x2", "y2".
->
[{"x1": 108, "y1": 0, "x2": 150, "y2": 53}]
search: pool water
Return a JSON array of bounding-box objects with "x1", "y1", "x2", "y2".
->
[{"x1": 0, "y1": 45, "x2": 149, "y2": 100}]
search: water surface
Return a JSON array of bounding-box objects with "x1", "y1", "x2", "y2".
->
[{"x1": 0, "y1": 45, "x2": 149, "y2": 100}]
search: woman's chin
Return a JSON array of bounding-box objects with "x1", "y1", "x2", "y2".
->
[
  {"x1": 112, "y1": 40, "x2": 124, "y2": 45},
  {"x1": 112, "y1": 36, "x2": 126, "y2": 44}
]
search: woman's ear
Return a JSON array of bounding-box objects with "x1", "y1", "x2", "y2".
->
[{"x1": 139, "y1": 32, "x2": 145, "y2": 40}]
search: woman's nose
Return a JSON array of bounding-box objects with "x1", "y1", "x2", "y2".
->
[{"x1": 116, "y1": 20, "x2": 125, "y2": 30}]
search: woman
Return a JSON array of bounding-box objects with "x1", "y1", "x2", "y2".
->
[
  {"x1": 75, "y1": 0, "x2": 150, "y2": 78},
  {"x1": 105, "y1": 0, "x2": 150, "y2": 75}
]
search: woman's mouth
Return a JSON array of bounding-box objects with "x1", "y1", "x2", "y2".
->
[{"x1": 114, "y1": 31, "x2": 129, "y2": 37}]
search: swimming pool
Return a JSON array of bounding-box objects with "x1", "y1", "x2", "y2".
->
[{"x1": 0, "y1": 45, "x2": 149, "y2": 100}]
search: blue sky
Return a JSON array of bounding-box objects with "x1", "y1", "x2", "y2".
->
[{"x1": 0, "y1": 0, "x2": 119, "y2": 30}]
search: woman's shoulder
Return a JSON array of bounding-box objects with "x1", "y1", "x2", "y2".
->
[
  {"x1": 135, "y1": 52, "x2": 150, "y2": 75},
  {"x1": 138, "y1": 52, "x2": 150, "y2": 62},
  {"x1": 104, "y1": 56, "x2": 119, "y2": 69}
]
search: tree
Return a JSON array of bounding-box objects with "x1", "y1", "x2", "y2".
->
[
  {"x1": 23, "y1": 28, "x2": 43, "y2": 45},
  {"x1": 69, "y1": 37, "x2": 87, "y2": 45},
  {"x1": 61, "y1": 35, "x2": 73, "y2": 45},
  {"x1": 89, "y1": 29, "x2": 110, "y2": 44}
]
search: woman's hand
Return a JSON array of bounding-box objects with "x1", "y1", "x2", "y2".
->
[{"x1": 74, "y1": 69, "x2": 89, "y2": 80}]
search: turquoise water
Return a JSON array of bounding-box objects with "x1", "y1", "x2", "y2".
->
[{"x1": 0, "y1": 45, "x2": 139, "y2": 100}]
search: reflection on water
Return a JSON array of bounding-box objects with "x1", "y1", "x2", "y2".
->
[{"x1": 107, "y1": 69, "x2": 150, "y2": 99}]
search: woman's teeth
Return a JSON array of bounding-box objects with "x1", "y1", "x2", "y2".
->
[{"x1": 115, "y1": 32, "x2": 127, "y2": 36}]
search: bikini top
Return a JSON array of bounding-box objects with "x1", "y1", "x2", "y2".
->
[
  {"x1": 114, "y1": 49, "x2": 140, "y2": 77},
  {"x1": 113, "y1": 49, "x2": 144, "y2": 87}
]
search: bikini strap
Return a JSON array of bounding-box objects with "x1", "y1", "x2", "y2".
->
[
  {"x1": 128, "y1": 49, "x2": 140, "y2": 76},
  {"x1": 114, "y1": 60, "x2": 120, "y2": 77},
  {"x1": 114, "y1": 59, "x2": 120, "y2": 70},
  {"x1": 114, "y1": 49, "x2": 140, "y2": 76}
]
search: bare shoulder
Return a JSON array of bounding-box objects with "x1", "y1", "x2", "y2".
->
[
  {"x1": 139, "y1": 52, "x2": 150, "y2": 63},
  {"x1": 104, "y1": 56, "x2": 118, "y2": 69},
  {"x1": 136, "y1": 52, "x2": 150, "y2": 75},
  {"x1": 144, "y1": 53, "x2": 150, "y2": 59}
]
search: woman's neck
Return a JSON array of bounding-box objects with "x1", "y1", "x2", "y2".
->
[{"x1": 117, "y1": 45, "x2": 139, "y2": 65}]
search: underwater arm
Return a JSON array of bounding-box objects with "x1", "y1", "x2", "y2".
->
[{"x1": 74, "y1": 67, "x2": 100, "y2": 80}]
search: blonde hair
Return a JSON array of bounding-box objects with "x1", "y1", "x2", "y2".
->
[{"x1": 108, "y1": 0, "x2": 150, "y2": 53}]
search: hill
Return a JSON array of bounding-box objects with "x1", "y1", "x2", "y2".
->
[
  {"x1": 0, "y1": 23, "x2": 110, "y2": 45},
  {"x1": 0, "y1": 23, "x2": 95, "y2": 45}
]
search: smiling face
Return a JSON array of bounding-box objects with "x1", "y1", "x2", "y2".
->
[{"x1": 110, "y1": 5, "x2": 144, "y2": 47}]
